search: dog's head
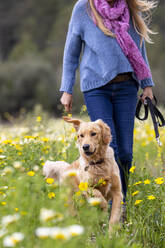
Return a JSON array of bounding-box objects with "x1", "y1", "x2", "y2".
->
[{"x1": 63, "y1": 116, "x2": 111, "y2": 158}]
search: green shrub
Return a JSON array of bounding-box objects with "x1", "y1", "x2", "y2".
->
[{"x1": 0, "y1": 57, "x2": 60, "y2": 116}]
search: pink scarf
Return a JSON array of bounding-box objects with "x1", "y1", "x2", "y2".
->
[{"x1": 92, "y1": 0, "x2": 151, "y2": 80}]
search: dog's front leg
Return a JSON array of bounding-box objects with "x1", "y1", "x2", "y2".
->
[
  {"x1": 62, "y1": 175, "x2": 80, "y2": 216},
  {"x1": 90, "y1": 188, "x2": 108, "y2": 212},
  {"x1": 63, "y1": 174, "x2": 80, "y2": 192},
  {"x1": 109, "y1": 190, "x2": 123, "y2": 234}
]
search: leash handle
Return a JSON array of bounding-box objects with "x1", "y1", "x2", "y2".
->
[
  {"x1": 146, "y1": 97, "x2": 159, "y2": 139},
  {"x1": 135, "y1": 95, "x2": 165, "y2": 146},
  {"x1": 135, "y1": 99, "x2": 148, "y2": 121}
]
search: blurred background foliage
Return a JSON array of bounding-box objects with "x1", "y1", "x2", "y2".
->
[{"x1": 0, "y1": 0, "x2": 164, "y2": 118}]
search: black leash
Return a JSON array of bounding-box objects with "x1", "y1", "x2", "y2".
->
[{"x1": 135, "y1": 95, "x2": 165, "y2": 146}]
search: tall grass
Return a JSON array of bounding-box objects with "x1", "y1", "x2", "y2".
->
[{"x1": 0, "y1": 111, "x2": 164, "y2": 247}]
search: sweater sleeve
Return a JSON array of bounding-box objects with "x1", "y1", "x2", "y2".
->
[
  {"x1": 140, "y1": 40, "x2": 155, "y2": 89},
  {"x1": 60, "y1": 4, "x2": 83, "y2": 94}
]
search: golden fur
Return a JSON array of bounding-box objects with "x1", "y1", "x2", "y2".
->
[{"x1": 43, "y1": 117, "x2": 123, "y2": 235}]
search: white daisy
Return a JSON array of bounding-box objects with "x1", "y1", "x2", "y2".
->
[
  {"x1": 35, "y1": 227, "x2": 51, "y2": 239},
  {"x1": 63, "y1": 169, "x2": 79, "y2": 178},
  {"x1": 50, "y1": 227, "x2": 70, "y2": 240},
  {"x1": 40, "y1": 208, "x2": 55, "y2": 222},
  {"x1": 13, "y1": 161, "x2": 22, "y2": 169},
  {"x1": 0, "y1": 228, "x2": 7, "y2": 238},
  {"x1": 87, "y1": 197, "x2": 102, "y2": 206},
  {"x1": 0, "y1": 155, "x2": 6, "y2": 159},
  {"x1": 67, "y1": 225, "x2": 84, "y2": 237},
  {"x1": 3, "y1": 167, "x2": 14, "y2": 174},
  {"x1": 3, "y1": 232, "x2": 24, "y2": 247},
  {"x1": 1, "y1": 214, "x2": 20, "y2": 226}
]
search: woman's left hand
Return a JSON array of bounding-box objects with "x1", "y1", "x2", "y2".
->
[{"x1": 141, "y1": 86, "x2": 153, "y2": 103}]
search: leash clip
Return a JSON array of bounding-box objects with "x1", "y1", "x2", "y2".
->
[
  {"x1": 156, "y1": 136, "x2": 162, "y2": 147},
  {"x1": 144, "y1": 99, "x2": 148, "y2": 105}
]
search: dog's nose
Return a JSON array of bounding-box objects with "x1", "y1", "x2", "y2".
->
[{"x1": 83, "y1": 144, "x2": 90, "y2": 151}]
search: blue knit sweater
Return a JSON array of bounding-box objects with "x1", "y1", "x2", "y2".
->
[{"x1": 60, "y1": 0, "x2": 154, "y2": 94}]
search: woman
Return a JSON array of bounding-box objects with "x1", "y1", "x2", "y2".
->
[{"x1": 60, "y1": 0, "x2": 157, "y2": 201}]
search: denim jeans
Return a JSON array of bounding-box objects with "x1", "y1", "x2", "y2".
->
[{"x1": 83, "y1": 79, "x2": 138, "y2": 200}]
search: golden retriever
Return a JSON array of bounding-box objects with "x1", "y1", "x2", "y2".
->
[{"x1": 43, "y1": 116, "x2": 123, "y2": 235}]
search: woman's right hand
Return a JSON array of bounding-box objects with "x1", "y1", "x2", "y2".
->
[{"x1": 60, "y1": 92, "x2": 73, "y2": 112}]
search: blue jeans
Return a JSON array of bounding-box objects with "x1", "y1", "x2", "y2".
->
[{"x1": 83, "y1": 79, "x2": 138, "y2": 200}]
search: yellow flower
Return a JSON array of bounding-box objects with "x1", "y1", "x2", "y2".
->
[
  {"x1": 134, "y1": 200, "x2": 142, "y2": 205},
  {"x1": 20, "y1": 211, "x2": 28, "y2": 216},
  {"x1": 14, "y1": 208, "x2": 19, "y2": 212},
  {"x1": 27, "y1": 171, "x2": 35, "y2": 176},
  {"x1": 129, "y1": 166, "x2": 136, "y2": 173},
  {"x1": 79, "y1": 182, "x2": 88, "y2": 191},
  {"x1": 141, "y1": 142, "x2": 147, "y2": 147},
  {"x1": 14, "y1": 145, "x2": 22, "y2": 151},
  {"x1": 133, "y1": 181, "x2": 142, "y2": 186},
  {"x1": 67, "y1": 113, "x2": 72, "y2": 117},
  {"x1": 46, "y1": 178, "x2": 54, "y2": 184},
  {"x1": 24, "y1": 135, "x2": 36, "y2": 140},
  {"x1": 70, "y1": 127, "x2": 75, "y2": 133},
  {"x1": 81, "y1": 105, "x2": 87, "y2": 112},
  {"x1": 75, "y1": 191, "x2": 81, "y2": 196},
  {"x1": 132, "y1": 190, "x2": 139, "y2": 196},
  {"x1": 48, "y1": 192, "x2": 56, "y2": 199},
  {"x1": 41, "y1": 138, "x2": 49, "y2": 142},
  {"x1": 1, "y1": 201, "x2": 6, "y2": 206},
  {"x1": 144, "y1": 179, "x2": 151, "y2": 184},
  {"x1": 154, "y1": 177, "x2": 164, "y2": 185},
  {"x1": 147, "y1": 195, "x2": 156, "y2": 200},
  {"x1": 79, "y1": 199, "x2": 85, "y2": 204},
  {"x1": 98, "y1": 178, "x2": 106, "y2": 186},
  {"x1": 36, "y1": 116, "x2": 42, "y2": 122},
  {"x1": 145, "y1": 152, "x2": 149, "y2": 160},
  {"x1": 2, "y1": 140, "x2": 12, "y2": 145},
  {"x1": 0, "y1": 191, "x2": 6, "y2": 196},
  {"x1": 42, "y1": 146, "x2": 50, "y2": 151}
]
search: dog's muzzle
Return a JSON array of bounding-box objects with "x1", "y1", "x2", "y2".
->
[{"x1": 83, "y1": 144, "x2": 96, "y2": 156}]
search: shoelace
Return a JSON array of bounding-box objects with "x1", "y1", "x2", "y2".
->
[{"x1": 135, "y1": 95, "x2": 165, "y2": 146}]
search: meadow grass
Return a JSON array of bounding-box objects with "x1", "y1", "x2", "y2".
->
[{"x1": 0, "y1": 109, "x2": 164, "y2": 248}]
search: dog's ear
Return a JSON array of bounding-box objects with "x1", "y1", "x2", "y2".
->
[
  {"x1": 95, "y1": 119, "x2": 111, "y2": 145},
  {"x1": 63, "y1": 116, "x2": 81, "y2": 131}
]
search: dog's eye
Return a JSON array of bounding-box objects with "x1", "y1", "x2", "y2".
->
[
  {"x1": 91, "y1": 132, "x2": 97, "y2": 136},
  {"x1": 80, "y1": 134, "x2": 84, "y2": 138}
]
